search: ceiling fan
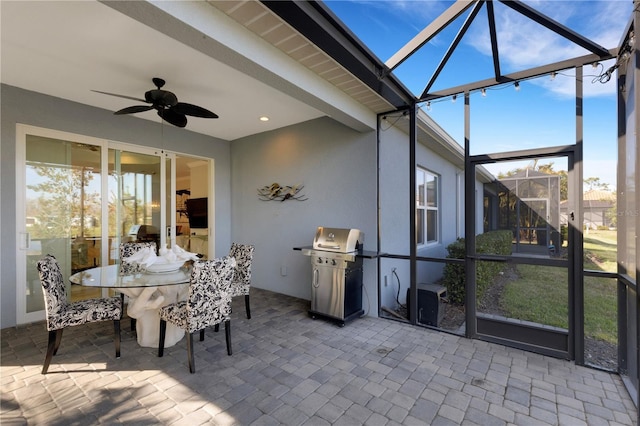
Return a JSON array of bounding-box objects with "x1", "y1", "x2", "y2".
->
[{"x1": 92, "y1": 77, "x2": 218, "y2": 128}]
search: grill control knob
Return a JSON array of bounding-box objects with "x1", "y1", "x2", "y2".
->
[
  {"x1": 317, "y1": 257, "x2": 323, "y2": 263},
  {"x1": 331, "y1": 259, "x2": 336, "y2": 266}
]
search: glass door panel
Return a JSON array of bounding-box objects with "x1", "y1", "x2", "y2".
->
[
  {"x1": 23, "y1": 135, "x2": 103, "y2": 316},
  {"x1": 108, "y1": 149, "x2": 162, "y2": 264},
  {"x1": 17, "y1": 127, "x2": 209, "y2": 324},
  {"x1": 174, "y1": 156, "x2": 211, "y2": 259}
]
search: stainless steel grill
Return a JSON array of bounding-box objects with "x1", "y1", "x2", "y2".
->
[{"x1": 301, "y1": 227, "x2": 364, "y2": 326}]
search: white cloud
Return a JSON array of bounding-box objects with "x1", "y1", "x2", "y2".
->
[
  {"x1": 333, "y1": 0, "x2": 631, "y2": 99},
  {"x1": 523, "y1": 58, "x2": 618, "y2": 99},
  {"x1": 464, "y1": 0, "x2": 630, "y2": 98}
]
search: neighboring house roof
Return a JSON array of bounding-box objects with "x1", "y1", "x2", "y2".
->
[
  {"x1": 583, "y1": 189, "x2": 616, "y2": 201},
  {"x1": 583, "y1": 200, "x2": 615, "y2": 209},
  {"x1": 560, "y1": 190, "x2": 616, "y2": 209}
]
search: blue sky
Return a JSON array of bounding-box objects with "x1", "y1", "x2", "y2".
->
[{"x1": 326, "y1": 0, "x2": 632, "y2": 188}]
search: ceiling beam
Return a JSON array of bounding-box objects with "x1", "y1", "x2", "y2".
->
[
  {"x1": 420, "y1": 1, "x2": 485, "y2": 98},
  {"x1": 385, "y1": 0, "x2": 478, "y2": 72},
  {"x1": 499, "y1": 0, "x2": 611, "y2": 58},
  {"x1": 486, "y1": 0, "x2": 502, "y2": 81},
  {"x1": 419, "y1": 49, "x2": 617, "y2": 102}
]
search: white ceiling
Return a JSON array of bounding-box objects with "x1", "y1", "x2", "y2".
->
[{"x1": 1, "y1": 1, "x2": 333, "y2": 141}]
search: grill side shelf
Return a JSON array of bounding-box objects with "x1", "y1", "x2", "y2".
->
[{"x1": 293, "y1": 246, "x2": 383, "y2": 259}]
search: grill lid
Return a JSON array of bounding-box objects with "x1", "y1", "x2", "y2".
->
[{"x1": 313, "y1": 227, "x2": 364, "y2": 253}]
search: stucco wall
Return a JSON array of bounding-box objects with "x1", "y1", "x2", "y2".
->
[
  {"x1": 377, "y1": 120, "x2": 482, "y2": 311},
  {"x1": 230, "y1": 117, "x2": 379, "y2": 316},
  {"x1": 0, "y1": 84, "x2": 231, "y2": 328},
  {"x1": 1, "y1": 84, "x2": 483, "y2": 328}
]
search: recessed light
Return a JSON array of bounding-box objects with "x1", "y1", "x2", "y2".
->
[{"x1": 259, "y1": 116, "x2": 269, "y2": 122}]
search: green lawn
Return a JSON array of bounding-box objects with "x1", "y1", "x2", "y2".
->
[
  {"x1": 501, "y1": 264, "x2": 568, "y2": 328},
  {"x1": 583, "y1": 229, "x2": 617, "y2": 272},
  {"x1": 499, "y1": 229, "x2": 618, "y2": 344}
]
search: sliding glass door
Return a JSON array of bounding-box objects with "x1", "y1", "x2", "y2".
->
[
  {"x1": 16, "y1": 126, "x2": 215, "y2": 324},
  {"x1": 17, "y1": 127, "x2": 108, "y2": 323}
]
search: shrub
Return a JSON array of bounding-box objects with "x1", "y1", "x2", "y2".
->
[{"x1": 443, "y1": 230, "x2": 512, "y2": 305}]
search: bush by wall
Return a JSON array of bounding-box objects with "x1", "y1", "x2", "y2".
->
[
  {"x1": 443, "y1": 230, "x2": 512, "y2": 305},
  {"x1": 560, "y1": 225, "x2": 568, "y2": 244}
]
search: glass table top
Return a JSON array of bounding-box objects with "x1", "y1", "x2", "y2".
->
[{"x1": 69, "y1": 264, "x2": 190, "y2": 288}]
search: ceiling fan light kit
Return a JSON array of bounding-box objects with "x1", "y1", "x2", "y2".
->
[{"x1": 93, "y1": 77, "x2": 218, "y2": 128}]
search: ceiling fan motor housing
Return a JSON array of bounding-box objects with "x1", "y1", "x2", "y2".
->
[{"x1": 145, "y1": 89, "x2": 178, "y2": 108}]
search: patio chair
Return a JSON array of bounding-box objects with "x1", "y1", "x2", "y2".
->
[
  {"x1": 119, "y1": 241, "x2": 157, "y2": 274},
  {"x1": 157, "y1": 256, "x2": 235, "y2": 373},
  {"x1": 37, "y1": 254, "x2": 122, "y2": 374},
  {"x1": 119, "y1": 241, "x2": 157, "y2": 331},
  {"x1": 228, "y1": 243, "x2": 255, "y2": 319}
]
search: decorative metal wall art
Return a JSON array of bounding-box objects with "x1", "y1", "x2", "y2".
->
[{"x1": 258, "y1": 183, "x2": 307, "y2": 201}]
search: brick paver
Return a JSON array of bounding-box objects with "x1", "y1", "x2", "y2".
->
[{"x1": 1, "y1": 288, "x2": 637, "y2": 425}]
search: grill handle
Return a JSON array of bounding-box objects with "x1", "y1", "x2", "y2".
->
[
  {"x1": 317, "y1": 244, "x2": 340, "y2": 250},
  {"x1": 312, "y1": 268, "x2": 319, "y2": 288}
]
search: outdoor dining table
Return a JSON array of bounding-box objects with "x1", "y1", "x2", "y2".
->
[{"x1": 69, "y1": 264, "x2": 190, "y2": 348}]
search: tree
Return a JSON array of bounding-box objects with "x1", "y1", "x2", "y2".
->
[
  {"x1": 27, "y1": 165, "x2": 100, "y2": 239},
  {"x1": 584, "y1": 176, "x2": 610, "y2": 191}
]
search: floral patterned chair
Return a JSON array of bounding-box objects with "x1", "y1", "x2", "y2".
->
[
  {"x1": 119, "y1": 241, "x2": 157, "y2": 274},
  {"x1": 37, "y1": 254, "x2": 122, "y2": 374},
  {"x1": 119, "y1": 241, "x2": 157, "y2": 331},
  {"x1": 157, "y1": 256, "x2": 235, "y2": 373},
  {"x1": 228, "y1": 243, "x2": 255, "y2": 319}
]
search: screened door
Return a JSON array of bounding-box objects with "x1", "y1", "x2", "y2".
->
[{"x1": 471, "y1": 151, "x2": 579, "y2": 359}]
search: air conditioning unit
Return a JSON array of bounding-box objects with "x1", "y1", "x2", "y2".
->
[{"x1": 406, "y1": 283, "x2": 447, "y2": 327}]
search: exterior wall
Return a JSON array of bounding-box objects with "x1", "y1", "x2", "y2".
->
[
  {"x1": 377, "y1": 121, "x2": 478, "y2": 311},
  {"x1": 0, "y1": 84, "x2": 232, "y2": 328},
  {"x1": 230, "y1": 117, "x2": 379, "y2": 315},
  {"x1": 1, "y1": 84, "x2": 482, "y2": 327}
]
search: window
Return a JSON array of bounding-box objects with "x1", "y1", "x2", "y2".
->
[{"x1": 416, "y1": 168, "x2": 439, "y2": 245}]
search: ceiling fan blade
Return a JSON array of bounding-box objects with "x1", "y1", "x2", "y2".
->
[
  {"x1": 114, "y1": 105, "x2": 154, "y2": 115},
  {"x1": 92, "y1": 90, "x2": 147, "y2": 103},
  {"x1": 158, "y1": 108, "x2": 187, "y2": 128},
  {"x1": 173, "y1": 102, "x2": 219, "y2": 118}
]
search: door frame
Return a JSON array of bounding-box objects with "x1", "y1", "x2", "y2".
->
[
  {"x1": 617, "y1": 12, "x2": 639, "y2": 410},
  {"x1": 16, "y1": 124, "x2": 110, "y2": 324},
  {"x1": 466, "y1": 145, "x2": 582, "y2": 360},
  {"x1": 15, "y1": 125, "x2": 215, "y2": 325}
]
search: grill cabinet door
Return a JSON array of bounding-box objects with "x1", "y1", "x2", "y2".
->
[{"x1": 311, "y1": 262, "x2": 345, "y2": 320}]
